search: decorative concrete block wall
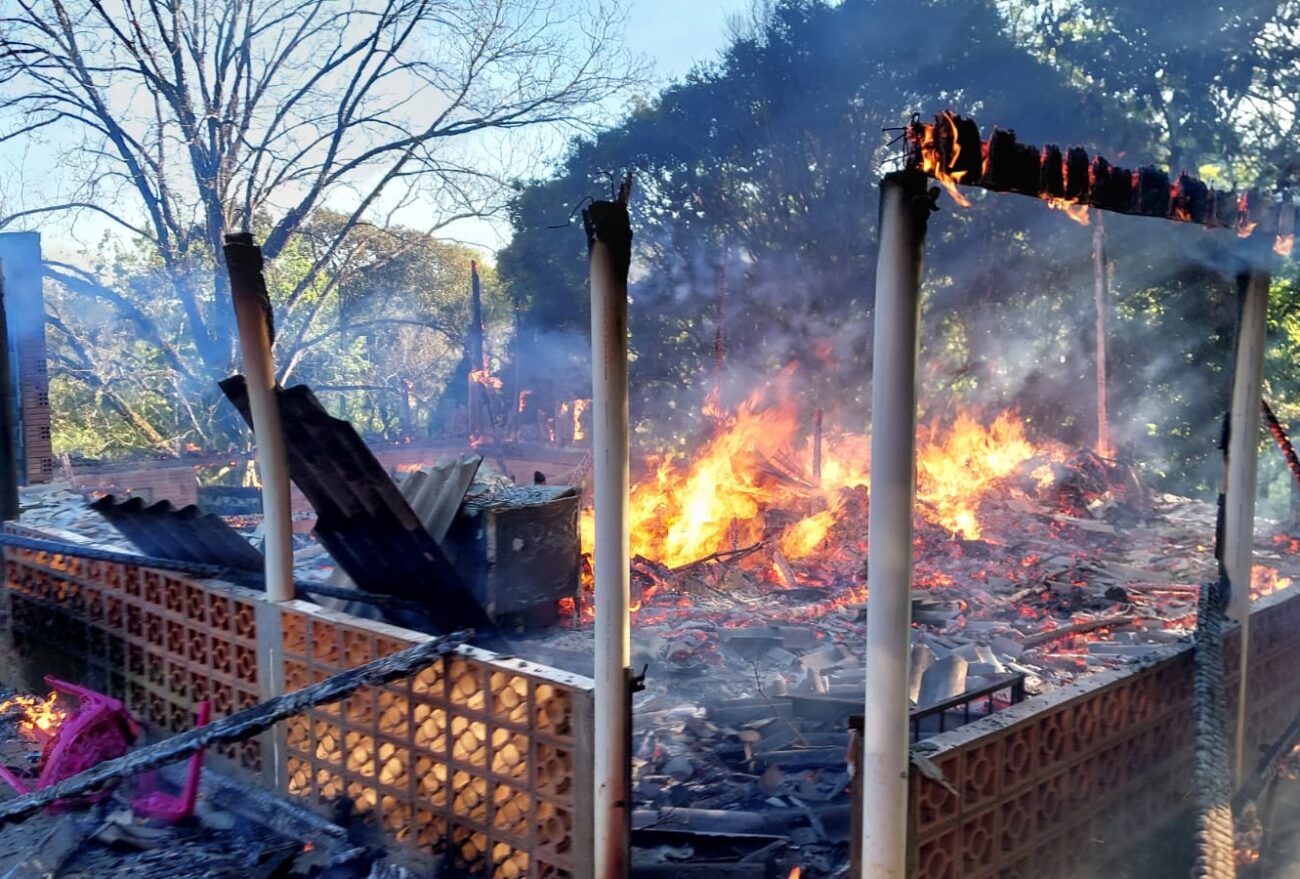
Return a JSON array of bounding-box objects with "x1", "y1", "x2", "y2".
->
[{"x1": 0, "y1": 531, "x2": 594, "y2": 878}]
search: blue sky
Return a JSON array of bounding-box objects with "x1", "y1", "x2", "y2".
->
[
  {"x1": 440, "y1": 0, "x2": 755, "y2": 254},
  {"x1": 24, "y1": 0, "x2": 755, "y2": 262},
  {"x1": 627, "y1": 0, "x2": 752, "y2": 81}
]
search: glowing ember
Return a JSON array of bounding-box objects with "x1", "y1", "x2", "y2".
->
[
  {"x1": 0, "y1": 691, "x2": 65, "y2": 739},
  {"x1": 1275, "y1": 234, "x2": 1294, "y2": 257},
  {"x1": 469, "y1": 368, "x2": 502, "y2": 390},
  {"x1": 788, "y1": 869, "x2": 802, "y2": 879},
  {"x1": 517, "y1": 389, "x2": 533, "y2": 412},
  {"x1": 1251, "y1": 565, "x2": 1292, "y2": 601},
  {"x1": 1044, "y1": 197, "x2": 1090, "y2": 225},
  {"x1": 1236, "y1": 192, "x2": 1257, "y2": 238},
  {"x1": 917, "y1": 112, "x2": 971, "y2": 208}
]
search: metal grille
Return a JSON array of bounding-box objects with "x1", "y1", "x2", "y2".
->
[{"x1": 279, "y1": 602, "x2": 593, "y2": 878}]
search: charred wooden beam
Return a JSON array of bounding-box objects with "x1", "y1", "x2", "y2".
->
[
  {"x1": 0, "y1": 631, "x2": 469, "y2": 825},
  {"x1": 906, "y1": 112, "x2": 1295, "y2": 248}
]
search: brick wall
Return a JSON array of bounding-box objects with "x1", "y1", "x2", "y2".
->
[
  {"x1": 0, "y1": 530, "x2": 595, "y2": 878},
  {"x1": 850, "y1": 586, "x2": 1300, "y2": 878}
]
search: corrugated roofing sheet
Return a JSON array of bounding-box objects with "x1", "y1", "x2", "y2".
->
[
  {"x1": 219, "y1": 376, "x2": 496, "y2": 636},
  {"x1": 88, "y1": 494, "x2": 265, "y2": 572}
]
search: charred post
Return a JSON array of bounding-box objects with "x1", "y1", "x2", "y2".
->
[
  {"x1": 1134, "y1": 167, "x2": 1171, "y2": 218},
  {"x1": 468, "y1": 261, "x2": 487, "y2": 439},
  {"x1": 223, "y1": 233, "x2": 294, "y2": 603},
  {"x1": 1039, "y1": 145, "x2": 1065, "y2": 199},
  {"x1": 585, "y1": 173, "x2": 634, "y2": 879}
]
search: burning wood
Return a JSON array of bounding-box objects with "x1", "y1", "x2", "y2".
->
[{"x1": 906, "y1": 112, "x2": 1298, "y2": 256}]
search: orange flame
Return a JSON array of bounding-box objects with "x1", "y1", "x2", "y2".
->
[
  {"x1": 580, "y1": 367, "x2": 1061, "y2": 570},
  {"x1": 918, "y1": 113, "x2": 971, "y2": 208},
  {"x1": 1237, "y1": 192, "x2": 1257, "y2": 238},
  {"x1": 1251, "y1": 565, "x2": 1292, "y2": 601},
  {"x1": 1275, "y1": 234, "x2": 1294, "y2": 257},
  {"x1": 917, "y1": 410, "x2": 1041, "y2": 539},
  {"x1": 518, "y1": 389, "x2": 533, "y2": 413},
  {"x1": 0, "y1": 691, "x2": 65, "y2": 739},
  {"x1": 573, "y1": 399, "x2": 591, "y2": 442},
  {"x1": 470, "y1": 368, "x2": 502, "y2": 390},
  {"x1": 788, "y1": 869, "x2": 802, "y2": 879},
  {"x1": 1044, "y1": 197, "x2": 1090, "y2": 225}
]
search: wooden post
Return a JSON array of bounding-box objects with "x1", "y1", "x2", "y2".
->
[
  {"x1": 861, "y1": 169, "x2": 931, "y2": 879},
  {"x1": 1093, "y1": 214, "x2": 1111, "y2": 457},
  {"x1": 223, "y1": 234, "x2": 294, "y2": 604},
  {"x1": 467, "y1": 261, "x2": 486, "y2": 439},
  {"x1": 586, "y1": 175, "x2": 634, "y2": 879},
  {"x1": 1224, "y1": 266, "x2": 1270, "y2": 784}
]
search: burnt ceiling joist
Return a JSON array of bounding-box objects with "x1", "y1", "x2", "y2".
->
[{"x1": 908, "y1": 111, "x2": 1296, "y2": 253}]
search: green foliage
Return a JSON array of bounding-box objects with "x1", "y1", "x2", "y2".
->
[
  {"x1": 47, "y1": 213, "x2": 507, "y2": 457},
  {"x1": 498, "y1": 0, "x2": 1300, "y2": 502}
]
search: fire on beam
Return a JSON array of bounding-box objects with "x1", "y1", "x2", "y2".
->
[{"x1": 906, "y1": 111, "x2": 1298, "y2": 255}]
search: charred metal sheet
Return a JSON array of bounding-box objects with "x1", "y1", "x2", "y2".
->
[
  {"x1": 219, "y1": 376, "x2": 495, "y2": 636},
  {"x1": 88, "y1": 494, "x2": 265, "y2": 572},
  {"x1": 321, "y1": 454, "x2": 481, "y2": 607},
  {"x1": 402, "y1": 455, "x2": 482, "y2": 544}
]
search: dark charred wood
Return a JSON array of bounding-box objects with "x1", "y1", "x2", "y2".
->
[
  {"x1": 1039, "y1": 145, "x2": 1064, "y2": 198},
  {"x1": 1064, "y1": 147, "x2": 1091, "y2": 202},
  {"x1": 984, "y1": 128, "x2": 1017, "y2": 192},
  {"x1": 1088, "y1": 158, "x2": 1133, "y2": 212},
  {"x1": 0, "y1": 632, "x2": 468, "y2": 825},
  {"x1": 986, "y1": 129, "x2": 1042, "y2": 197},
  {"x1": 1172, "y1": 173, "x2": 1209, "y2": 223},
  {"x1": 937, "y1": 113, "x2": 983, "y2": 184},
  {"x1": 1208, "y1": 188, "x2": 1237, "y2": 228},
  {"x1": 906, "y1": 111, "x2": 1284, "y2": 241},
  {"x1": 1134, "y1": 167, "x2": 1170, "y2": 217}
]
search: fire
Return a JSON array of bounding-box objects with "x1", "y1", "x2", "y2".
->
[
  {"x1": 573, "y1": 398, "x2": 590, "y2": 442},
  {"x1": 469, "y1": 368, "x2": 502, "y2": 390},
  {"x1": 0, "y1": 691, "x2": 65, "y2": 739},
  {"x1": 1236, "y1": 192, "x2": 1257, "y2": 238},
  {"x1": 1251, "y1": 565, "x2": 1292, "y2": 601},
  {"x1": 580, "y1": 367, "x2": 1058, "y2": 572},
  {"x1": 788, "y1": 869, "x2": 802, "y2": 879},
  {"x1": 917, "y1": 112, "x2": 971, "y2": 208},
  {"x1": 780, "y1": 508, "x2": 837, "y2": 559},
  {"x1": 518, "y1": 389, "x2": 533, "y2": 412},
  {"x1": 1044, "y1": 197, "x2": 1090, "y2": 225},
  {"x1": 1275, "y1": 234, "x2": 1294, "y2": 257},
  {"x1": 916, "y1": 410, "x2": 1039, "y2": 540}
]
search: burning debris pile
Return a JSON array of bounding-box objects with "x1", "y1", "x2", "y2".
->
[{"x1": 524, "y1": 373, "x2": 1300, "y2": 855}]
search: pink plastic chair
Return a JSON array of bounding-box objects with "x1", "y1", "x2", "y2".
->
[{"x1": 132, "y1": 699, "x2": 212, "y2": 823}]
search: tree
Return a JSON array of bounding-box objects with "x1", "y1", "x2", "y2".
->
[{"x1": 0, "y1": 0, "x2": 640, "y2": 451}]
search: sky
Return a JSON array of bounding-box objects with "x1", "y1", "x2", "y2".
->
[
  {"x1": 8, "y1": 0, "x2": 755, "y2": 264},
  {"x1": 436, "y1": 0, "x2": 756, "y2": 256}
]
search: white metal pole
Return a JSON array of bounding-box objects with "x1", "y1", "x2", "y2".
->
[
  {"x1": 1224, "y1": 266, "x2": 1270, "y2": 783},
  {"x1": 223, "y1": 233, "x2": 295, "y2": 603},
  {"x1": 586, "y1": 177, "x2": 633, "y2": 879},
  {"x1": 862, "y1": 170, "x2": 931, "y2": 879}
]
